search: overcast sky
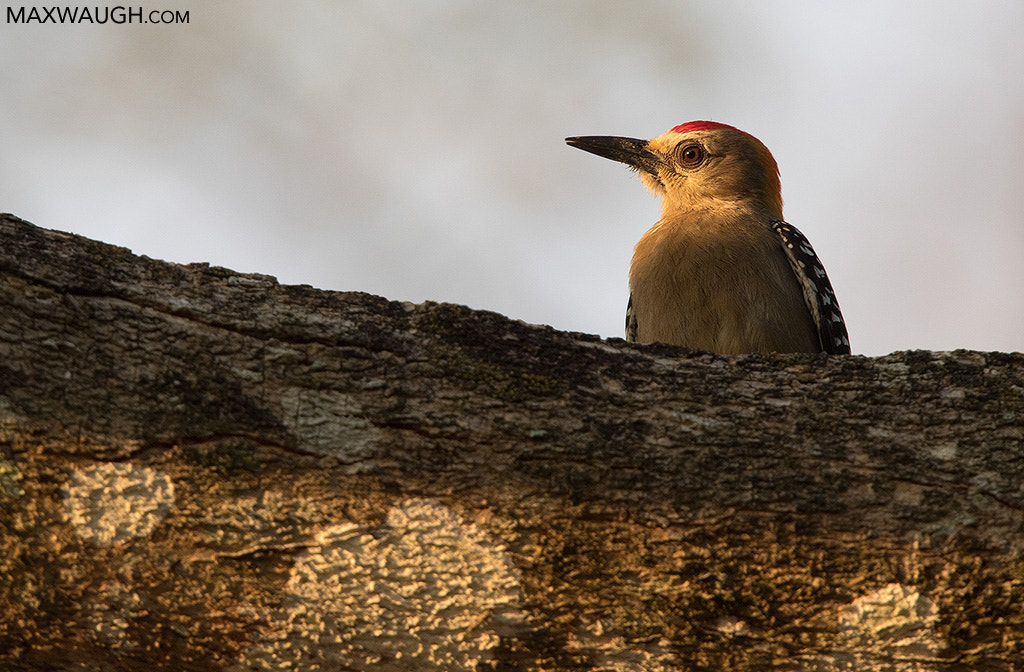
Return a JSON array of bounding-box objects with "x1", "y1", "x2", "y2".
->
[{"x1": 3, "y1": 1, "x2": 1022, "y2": 356}]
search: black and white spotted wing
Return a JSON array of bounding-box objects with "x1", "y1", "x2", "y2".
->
[
  {"x1": 625, "y1": 294, "x2": 638, "y2": 343},
  {"x1": 771, "y1": 220, "x2": 851, "y2": 354}
]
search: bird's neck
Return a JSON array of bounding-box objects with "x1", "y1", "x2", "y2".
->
[{"x1": 658, "y1": 197, "x2": 781, "y2": 227}]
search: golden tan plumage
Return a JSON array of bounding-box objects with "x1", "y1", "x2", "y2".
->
[{"x1": 566, "y1": 121, "x2": 850, "y2": 355}]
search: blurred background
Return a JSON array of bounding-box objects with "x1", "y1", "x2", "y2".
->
[{"x1": 2, "y1": 1, "x2": 1022, "y2": 356}]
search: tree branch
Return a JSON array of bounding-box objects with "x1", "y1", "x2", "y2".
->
[{"x1": 1, "y1": 213, "x2": 1021, "y2": 671}]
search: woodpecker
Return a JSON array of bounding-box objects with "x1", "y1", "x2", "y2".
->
[{"x1": 566, "y1": 121, "x2": 850, "y2": 355}]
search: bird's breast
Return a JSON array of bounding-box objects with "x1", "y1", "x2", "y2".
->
[{"x1": 628, "y1": 213, "x2": 819, "y2": 354}]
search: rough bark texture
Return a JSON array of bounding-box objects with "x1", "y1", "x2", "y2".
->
[{"x1": 0, "y1": 212, "x2": 1022, "y2": 672}]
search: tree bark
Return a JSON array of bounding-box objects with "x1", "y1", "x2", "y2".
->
[{"x1": 0, "y1": 212, "x2": 1022, "y2": 671}]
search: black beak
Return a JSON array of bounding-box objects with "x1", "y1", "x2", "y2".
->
[{"x1": 565, "y1": 136, "x2": 660, "y2": 174}]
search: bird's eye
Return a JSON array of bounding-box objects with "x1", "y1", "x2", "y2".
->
[{"x1": 677, "y1": 143, "x2": 705, "y2": 168}]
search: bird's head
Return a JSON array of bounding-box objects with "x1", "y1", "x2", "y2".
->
[{"x1": 566, "y1": 121, "x2": 783, "y2": 220}]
